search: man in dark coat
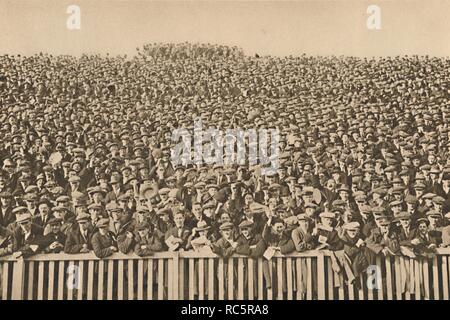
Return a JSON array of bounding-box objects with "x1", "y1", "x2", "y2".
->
[
  {"x1": 11, "y1": 212, "x2": 44, "y2": 258},
  {"x1": 41, "y1": 217, "x2": 66, "y2": 253},
  {"x1": 91, "y1": 218, "x2": 118, "y2": 258},
  {"x1": 64, "y1": 213, "x2": 93, "y2": 254}
]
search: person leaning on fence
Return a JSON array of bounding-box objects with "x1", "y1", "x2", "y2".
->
[
  {"x1": 340, "y1": 222, "x2": 369, "y2": 283},
  {"x1": 164, "y1": 211, "x2": 190, "y2": 251},
  {"x1": 290, "y1": 214, "x2": 315, "y2": 252},
  {"x1": 186, "y1": 220, "x2": 215, "y2": 251},
  {"x1": 41, "y1": 217, "x2": 66, "y2": 253},
  {"x1": 211, "y1": 222, "x2": 238, "y2": 257},
  {"x1": 235, "y1": 220, "x2": 263, "y2": 257},
  {"x1": 134, "y1": 221, "x2": 163, "y2": 257},
  {"x1": 409, "y1": 218, "x2": 440, "y2": 258},
  {"x1": 11, "y1": 211, "x2": 44, "y2": 258},
  {"x1": 64, "y1": 212, "x2": 92, "y2": 254},
  {"x1": 108, "y1": 203, "x2": 136, "y2": 254},
  {"x1": 91, "y1": 218, "x2": 118, "y2": 258},
  {"x1": 311, "y1": 211, "x2": 344, "y2": 251},
  {"x1": 365, "y1": 216, "x2": 400, "y2": 262}
]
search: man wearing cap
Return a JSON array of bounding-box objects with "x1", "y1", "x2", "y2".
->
[
  {"x1": 105, "y1": 175, "x2": 124, "y2": 203},
  {"x1": 50, "y1": 206, "x2": 75, "y2": 235},
  {"x1": 340, "y1": 222, "x2": 369, "y2": 280},
  {"x1": 134, "y1": 221, "x2": 164, "y2": 256},
  {"x1": 211, "y1": 222, "x2": 238, "y2": 257},
  {"x1": 33, "y1": 198, "x2": 54, "y2": 229},
  {"x1": 64, "y1": 212, "x2": 93, "y2": 254},
  {"x1": 11, "y1": 212, "x2": 44, "y2": 258},
  {"x1": 91, "y1": 218, "x2": 118, "y2": 258},
  {"x1": 41, "y1": 218, "x2": 66, "y2": 253},
  {"x1": 395, "y1": 211, "x2": 418, "y2": 247},
  {"x1": 366, "y1": 217, "x2": 400, "y2": 261},
  {"x1": 108, "y1": 205, "x2": 136, "y2": 254},
  {"x1": 290, "y1": 214, "x2": 314, "y2": 252},
  {"x1": 410, "y1": 218, "x2": 441, "y2": 257},
  {"x1": 235, "y1": 220, "x2": 263, "y2": 257},
  {"x1": 311, "y1": 211, "x2": 344, "y2": 251},
  {"x1": 259, "y1": 216, "x2": 293, "y2": 255}
]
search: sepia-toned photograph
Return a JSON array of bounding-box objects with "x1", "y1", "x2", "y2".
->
[{"x1": 0, "y1": 0, "x2": 449, "y2": 303}]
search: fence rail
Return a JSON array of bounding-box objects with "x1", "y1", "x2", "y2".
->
[{"x1": 1, "y1": 248, "x2": 449, "y2": 300}]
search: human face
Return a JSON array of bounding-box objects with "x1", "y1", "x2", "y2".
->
[
  {"x1": 174, "y1": 214, "x2": 185, "y2": 228},
  {"x1": 222, "y1": 229, "x2": 232, "y2": 240},
  {"x1": 418, "y1": 222, "x2": 428, "y2": 234},
  {"x1": 38, "y1": 203, "x2": 49, "y2": 215},
  {"x1": 273, "y1": 222, "x2": 285, "y2": 235}
]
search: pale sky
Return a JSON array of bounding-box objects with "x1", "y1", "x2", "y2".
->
[{"x1": 0, "y1": 0, "x2": 449, "y2": 57}]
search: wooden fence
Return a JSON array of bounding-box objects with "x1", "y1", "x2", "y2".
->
[{"x1": 0, "y1": 248, "x2": 449, "y2": 300}]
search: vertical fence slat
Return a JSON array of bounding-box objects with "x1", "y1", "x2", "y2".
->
[
  {"x1": 237, "y1": 258, "x2": 244, "y2": 300},
  {"x1": 11, "y1": 260, "x2": 24, "y2": 300},
  {"x1": 248, "y1": 259, "x2": 254, "y2": 300},
  {"x1": 128, "y1": 260, "x2": 134, "y2": 300},
  {"x1": 87, "y1": 261, "x2": 94, "y2": 300},
  {"x1": 409, "y1": 258, "x2": 414, "y2": 300},
  {"x1": 442, "y1": 256, "x2": 449, "y2": 300},
  {"x1": 317, "y1": 254, "x2": 325, "y2": 300},
  {"x1": 277, "y1": 257, "x2": 283, "y2": 300},
  {"x1": 296, "y1": 258, "x2": 303, "y2": 300},
  {"x1": 1, "y1": 262, "x2": 9, "y2": 300},
  {"x1": 137, "y1": 260, "x2": 144, "y2": 300},
  {"x1": 423, "y1": 259, "x2": 430, "y2": 300},
  {"x1": 77, "y1": 261, "x2": 84, "y2": 300},
  {"x1": 157, "y1": 259, "x2": 164, "y2": 300},
  {"x1": 306, "y1": 258, "x2": 312, "y2": 300},
  {"x1": 394, "y1": 257, "x2": 402, "y2": 300},
  {"x1": 385, "y1": 256, "x2": 393, "y2": 300},
  {"x1": 107, "y1": 260, "x2": 114, "y2": 300},
  {"x1": 98, "y1": 260, "x2": 104, "y2": 300},
  {"x1": 27, "y1": 261, "x2": 35, "y2": 300},
  {"x1": 337, "y1": 272, "x2": 344, "y2": 300},
  {"x1": 48, "y1": 261, "x2": 55, "y2": 300},
  {"x1": 227, "y1": 258, "x2": 234, "y2": 300},
  {"x1": 401, "y1": 257, "x2": 410, "y2": 300},
  {"x1": 414, "y1": 259, "x2": 421, "y2": 300},
  {"x1": 257, "y1": 258, "x2": 263, "y2": 300},
  {"x1": 218, "y1": 259, "x2": 224, "y2": 300},
  {"x1": 147, "y1": 259, "x2": 153, "y2": 300},
  {"x1": 375, "y1": 256, "x2": 383, "y2": 300},
  {"x1": 117, "y1": 260, "x2": 124, "y2": 300},
  {"x1": 189, "y1": 259, "x2": 194, "y2": 300},
  {"x1": 178, "y1": 256, "x2": 184, "y2": 300},
  {"x1": 2, "y1": 262, "x2": 9, "y2": 300},
  {"x1": 286, "y1": 258, "x2": 293, "y2": 300},
  {"x1": 327, "y1": 259, "x2": 334, "y2": 300},
  {"x1": 208, "y1": 258, "x2": 214, "y2": 300},
  {"x1": 67, "y1": 261, "x2": 75, "y2": 300},
  {"x1": 267, "y1": 260, "x2": 273, "y2": 300},
  {"x1": 57, "y1": 261, "x2": 64, "y2": 300},
  {"x1": 172, "y1": 253, "x2": 179, "y2": 300},
  {"x1": 198, "y1": 258, "x2": 204, "y2": 300},
  {"x1": 432, "y1": 256, "x2": 439, "y2": 300}
]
